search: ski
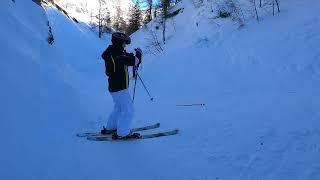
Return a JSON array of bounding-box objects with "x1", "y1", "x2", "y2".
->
[
  {"x1": 86, "y1": 129, "x2": 179, "y2": 141},
  {"x1": 76, "y1": 123, "x2": 160, "y2": 137}
]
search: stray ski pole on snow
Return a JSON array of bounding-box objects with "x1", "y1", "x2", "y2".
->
[{"x1": 176, "y1": 103, "x2": 206, "y2": 107}]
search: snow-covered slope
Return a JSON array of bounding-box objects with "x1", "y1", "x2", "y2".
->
[
  {"x1": 0, "y1": 1, "x2": 108, "y2": 179},
  {"x1": 130, "y1": 0, "x2": 320, "y2": 179},
  {"x1": 1, "y1": 0, "x2": 320, "y2": 180}
]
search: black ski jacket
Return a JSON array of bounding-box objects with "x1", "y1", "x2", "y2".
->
[{"x1": 101, "y1": 45, "x2": 136, "y2": 92}]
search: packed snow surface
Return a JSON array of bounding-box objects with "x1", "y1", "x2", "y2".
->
[{"x1": 0, "y1": 0, "x2": 319, "y2": 179}]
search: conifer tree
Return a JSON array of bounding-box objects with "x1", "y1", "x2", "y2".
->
[{"x1": 127, "y1": 4, "x2": 142, "y2": 35}]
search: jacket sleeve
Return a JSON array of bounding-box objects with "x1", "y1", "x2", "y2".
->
[
  {"x1": 114, "y1": 53, "x2": 136, "y2": 66},
  {"x1": 101, "y1": 49, "x2": 109, "y2": 61}
]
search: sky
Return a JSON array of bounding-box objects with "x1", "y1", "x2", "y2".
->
[{"x1": 132, "y1": 0, "x2": 161, "y2": 9}]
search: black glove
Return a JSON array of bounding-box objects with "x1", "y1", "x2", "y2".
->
[
  {"x1": 135, "y1": 48, "x2": 142, "y2": 64},
  {"x1": 128, "y1": 52, "x2": 135, "y2": 56}
]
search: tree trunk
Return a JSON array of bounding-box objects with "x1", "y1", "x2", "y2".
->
[
  {"x1": 149, "y1": 4, "x2": 152, "y2": 20},
  {"x1": 275, "y1": 0, "x2": 280, "y2": 12},
  {"x1": 259, "y1": 0, "x2": 261, "y2": 8},
  {"x1": 162, "y1": 0, "x2": 170, "y2": 44},
  {"x1": 98, "y1": 0, "x2": 102, "y2": 38},
  {"x1": 273, "y1": 0, "x2": 274, "y2": 16},
  {"x1": 254, "y1": 0, "x2": 259, "y2": 21},
  {"x1": 162, "y1": 19, "x2": 166, "y2": 44}
]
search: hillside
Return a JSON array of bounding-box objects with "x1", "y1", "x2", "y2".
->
[{"x1": 1, "y1": 0, "x2": 320, "y2": 180}]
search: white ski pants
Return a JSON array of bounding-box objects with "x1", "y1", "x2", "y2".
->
[{"x1": 106, "y1": 89, "x2": 134, "y2": 136}]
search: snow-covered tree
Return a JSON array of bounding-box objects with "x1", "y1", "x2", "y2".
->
[
  {"x1": 113, "y1": 6, "x2": 127, "y2": 32},
  {"x1": 127, "y1": 4, "x2": 142, "y2": 35}
]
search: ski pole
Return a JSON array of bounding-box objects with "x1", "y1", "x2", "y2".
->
[
  {"x1": 132, "y1": 66, "x2": 138, "y2": 102},
  {"x1": 137, "y1": 73, "x2": 154, "y2": 101}
]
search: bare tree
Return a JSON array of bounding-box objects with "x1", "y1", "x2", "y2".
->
[
  {"x1": 161, "y1": 0, "x2": 170, "y2": 44},
  {"x1": 146, "y1": 0, "x2": 153, "y2": 21},
  {"x1": 260, "y1": 0, "x2": 262, "y2": 7},
  {"x1": 89, "y1": 0, "x2": 106, "y2": 38},
  {"x1": 47, "y1": 21, "x2": 54, "y2": 45},
  {"x1": 273, "y1": 0, "x2": 280, "y2": 16},
  {"x1": 253, "y1": 0, "x2": 259, "y2": 21},
  {"x1": 254, "y1": 0, "x2": 281, "y2": 16},
  {"x1": 113, "y1": 6, "x2": 127, "y2": 32},
  {"x1": 98, "y1": 0, "x2": 103, "y2": 38},
  {"x1": 89, "y1": 0, "x2": 113, "y2": 38},
  {"x1": 145, "y1": 26, "x2": 163, "y2": 55},
  {"x1": 153, "y1": 3, "x2": 161, "y2": 18}
]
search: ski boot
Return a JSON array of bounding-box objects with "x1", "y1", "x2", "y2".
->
[
  {"x1": 112, "y1": 132, "x2": 141, "y2": 140},
  {"x1": 100, "y1": 126, "x2": 116, "y2": 135}
]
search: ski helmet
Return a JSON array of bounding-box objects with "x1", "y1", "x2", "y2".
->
[{"x1": 111, "y1": 32, "x2": 131, "y2": 45}]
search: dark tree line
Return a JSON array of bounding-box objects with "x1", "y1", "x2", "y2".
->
[
  {"x1": 93, "y1": 0, "x2": 145, "y2": 37},
  {"x1": 92, "y1": 0, "x2": 180, "y2": 37},
  {"x1": 127, "y1": 4, "x2": 142, "y2": 35}
]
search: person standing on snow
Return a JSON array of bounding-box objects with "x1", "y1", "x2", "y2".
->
[{"x1": 100, "y1": 32, "x2": 142, "y2": 139}]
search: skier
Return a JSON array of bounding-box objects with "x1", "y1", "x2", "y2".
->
[{"x1": 100, "y1": 32, "x2": 142, "y2": 139}]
